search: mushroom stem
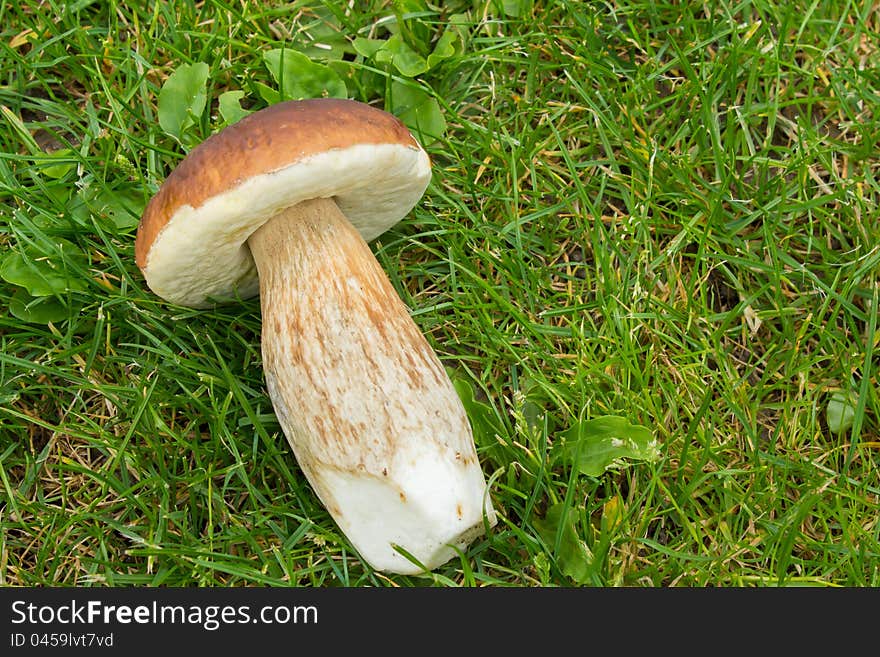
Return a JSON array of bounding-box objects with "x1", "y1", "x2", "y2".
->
[{"x1": 247, "y1": 197, "x2": 496, "y2": 574}]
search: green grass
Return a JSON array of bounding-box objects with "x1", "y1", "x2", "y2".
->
[{"x1": 1, "y1": 0, "x2": 878, "y2": 586}]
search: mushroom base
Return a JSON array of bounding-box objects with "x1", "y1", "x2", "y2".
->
[{"x1": 247, "y1": 198, "x2": 496, "y2": 574}]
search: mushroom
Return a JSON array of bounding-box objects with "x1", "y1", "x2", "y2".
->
[{"x1": 135, "y1": 98, "x2": 496, "y2": 574}]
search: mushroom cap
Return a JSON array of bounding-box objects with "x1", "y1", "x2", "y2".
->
[{"x1": 135, "y1": 98, "x2": 432, "y2": 308}]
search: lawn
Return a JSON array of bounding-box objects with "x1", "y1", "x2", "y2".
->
[{"x1": 0, "y1": 0, "x2": 878, "y2": 587}]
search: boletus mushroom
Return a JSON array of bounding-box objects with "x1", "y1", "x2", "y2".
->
[{"x1": 135, "y1": 98, "x2": 496, "y2": 574}]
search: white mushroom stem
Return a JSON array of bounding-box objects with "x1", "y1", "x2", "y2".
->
[{"x1": 247, "y1": 197, "x2": 496, "y2": 574}]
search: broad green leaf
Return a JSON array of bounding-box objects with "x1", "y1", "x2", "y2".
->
[
  {"x1": 9, "y1": 203, "x2": 59, "y2": 232},
  {"x1": 254, "y1": 82, "x2": 281, "y2": 106},
  {"x1": 392, "y1": 0, "x2": 428, "y2": 10},
  {"x1": 380, "y1": 34, "x2": 428, "y2": 77},
  {"x1": 158, "y1": 62, "x2": 210, "y2": 144},
  {"x1": 426, "y1": 28, "x2": 459, "y2": 70},
  {"x1": 0, "y1": 238, "x2": 87, "y2": 297},
  {"x1": 827, "y1": 391, "x2": 857, "y2": 434},
  {"x1": 0, "y1": 384, "x2": 19, "y2": 406},
  {"x1": 515, "y1": 375, "x2": 558, "y2": 437},
  {"x1": 68, "y1": 186, "x2": 144, "y2": 233},
  {"x1": 452, "y1": 377, "x2": 506, "y2": 446},
  {"x1": 264, "y1": 48, "x2": 347, "y2": 101},
  {"x1": 447, "y1": 13, "x2": 471, "y2": 51},
  {"x1": 390, "y1": 81, "x2": 446, "y2": 143},
  {"x1": 500, "y1": 0, "x2": 527, "y2": 17},
  {"x1": 292, "y1": 13, "x2": 352, "y2": 61},
  {"x1": 374, "y1": 47, "x2": 395, "y2": 66},
  {"x1": 218, "y1": 90, "x2": 252, "y2": 126},
  {"x1": 8, "y1": 287, "x2": 70, "y2": 324},
  {"x1": 390, "y1": 0, "x2": 432, "y2": 49},
  {"x1": 534, "y1": 503, "x2": 593, "y2": 584},
  {"x1": 40, "y1": 148, "x2": 76, "y2": 179},
  {"x1": 560, "y1": 415, "x2": 660, "y2": 477},
  {"x1": 521, "y1": 399, "x2": 545, "y2": 436},
  {"x1": 352, "y1": 37, "x2": 386, "y2": 59},
  {"x1": 600, "y1": 495, "x2": 624, "y2": 535}
]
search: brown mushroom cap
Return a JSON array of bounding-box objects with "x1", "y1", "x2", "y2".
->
[{"x1": 135, "y1": 98, "x2": 431, "y2": 308}]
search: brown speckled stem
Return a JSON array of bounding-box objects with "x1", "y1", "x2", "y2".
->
[{"x1": 247, "y1": 198, "x2": 495, "y2": 574}]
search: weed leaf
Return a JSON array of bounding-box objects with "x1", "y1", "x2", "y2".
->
[
  {"x1": 158, "y1": 62, "x2": 209, "y2": 145},
  {"x1": 264, "y1": 48, "x2": 347, "y2": 101},
  {"x1": 390, "y1": 81, "x2": 445, "y2": 143},
  {"x1": 68, "y1": 186, "x2": 144, "y2": 233},
  {"x1": 352, "y1": 38, "x2": 386, "y2": 59},
  {"x1": 0, "y1": 238, "x2": 87, "y2": 297},
  {"x1": 426, "y1": 28, "x2": 459, "y2": 69},
  {"x1": 827, "y1": 391, "x2": 857, "y2": 434},
  {"x1": 534, "y1": 503, "x2": 593, "y2": 584},
  {"x1": 40, "y1": 148, "x2": 76, "y2": 179},
  {"x1": 218, "y1": 90, "x2": 252, "y2": 126},
  {"x1": 378, "y1": 35, "x2": 428, "y2": 77},
  {"x1": 8, "y1": 287, "x2": 71, "y2": 324},
  {"x1": 452, "y1": 377, "x2": 505, "y2": 447},
  {"x1": 561, "y1": 415, "x2": 660, "y2": 477}
]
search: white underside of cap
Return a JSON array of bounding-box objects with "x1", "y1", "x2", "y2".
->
[{"x1": 141, "y1": 142, "x2": 430, "y2": 308}]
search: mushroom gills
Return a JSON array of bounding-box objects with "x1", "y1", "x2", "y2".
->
[{"x1": 247, "y1": 197, "x2": 496, "y2": 574}]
